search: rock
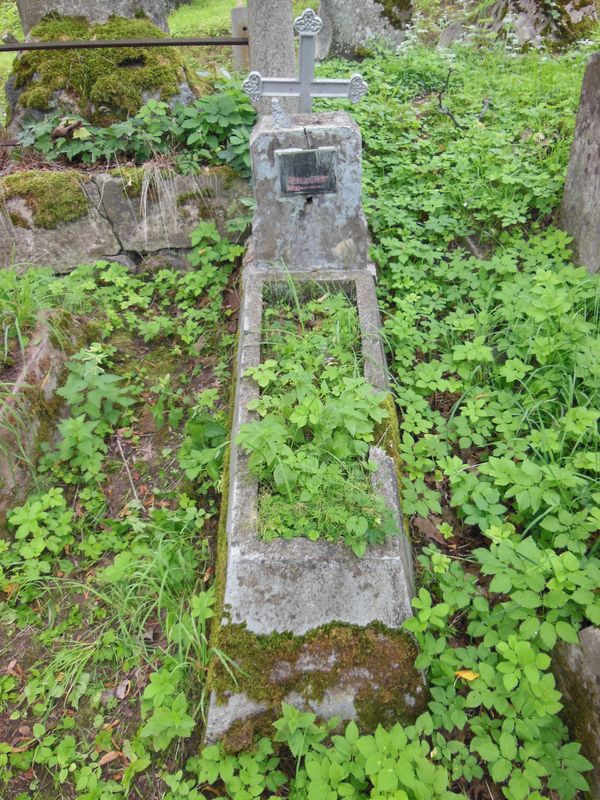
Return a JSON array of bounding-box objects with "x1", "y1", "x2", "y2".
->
[
  {"x1": 0, "y1": 317, "x2": 76, "y2": 522},
  {"x1": 0, "y1": 166, "x2": 248, "y2": 272},
  {"x1": 250, "y1": 112, "x2": 369, "y2": 270},
  {"x1": 552, "y1": 627, "x2": 600, "y2": 797},
  {"x1": 560, "y1": 52, "x2": 600, "y2": 274},
  {"x1": 0, "y1": 173, "x2": 120, "y2": 272},
  {"x1": 93, "y1": 167, "x2": 247, "y2": 253},
  {"x1": 7, "y1": 15, "x2": 188, "y2": 130},
  {"x1": 317, "y1": 0, "x2": 411, "y2": 59},
  {"x1": 15, "y1": 0, "x2": 169, "y2": 35},
  {"x1": 247, "y1": 0, "x2": 295, "y2": 114},
  {"x1": 482, "y1": 0, "x2": 597, "y2": 46},
  {"x1": 438, "y1": 23, "x2": 468, "y2": 48}
]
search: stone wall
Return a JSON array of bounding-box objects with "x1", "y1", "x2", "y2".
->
[
  {"x1": 15, "y1": 0, "x2": 170, "y2": 34},
  {"x1": 0, "y1": 167, "x2": 248, "y2": 272}
]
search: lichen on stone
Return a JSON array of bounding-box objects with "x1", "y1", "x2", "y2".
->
[
  {"x1": 10, "y1": 14, "x2": 188, "y2": 124},
  {"x1": 1, "y1": 170, "x2": 89, "y2": 229}
]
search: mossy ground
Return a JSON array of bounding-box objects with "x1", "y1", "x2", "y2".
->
[
  {"x1": 10, "y1": 14, "x2": 187, "y2": 124},
  {"x1": 1, "y1": 170, "x2": 89, "y2": 228}
]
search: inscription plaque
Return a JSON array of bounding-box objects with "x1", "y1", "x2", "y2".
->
[{"x1": 277, "y1": 148, "x2": 337, "y2": 196}]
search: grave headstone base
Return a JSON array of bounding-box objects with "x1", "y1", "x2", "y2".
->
[{"x1": 250, "y1": 112, "x2": 370, "y2": 270}]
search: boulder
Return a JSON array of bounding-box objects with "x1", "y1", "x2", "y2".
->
[
  {"x1": 560, "y1": 51, "x2": 600, "y2": 273},
  {"x1": 481, "y1": 0, "x2": 597, "y2": 46},
  {"x1": 317, "y1": 0, "x2": 412, "y2": 59},
  {"x1": 93, "y1": 167, "x2": 247, "y2": 252},
  {"x1": 0, "y1": 171, "x2": 120, "y2": 272},
  {"x1": 552, "y1": 627, "x2": 600, "y2": 797},
  {"x1": 6, "y1": 15, "x2": 190, "y2": 130},
  {"x1": 0, "y1": 166, "x2": 249, "y2": 272},
  {"x1": 15, "y1": 0, "x2": 169, "y2": 35}
]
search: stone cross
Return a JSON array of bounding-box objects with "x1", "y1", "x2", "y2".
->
[{"x1": 242, "y1": 8, "x2": 368, "y2": 114}]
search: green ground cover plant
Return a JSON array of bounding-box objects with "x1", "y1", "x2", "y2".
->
[
  {"x1": 237, "y1": 289, "x2": 395, "y2": 557},
  {"x1": 2, "y1": 5, "x2": 600, "y2": 799},
  {"x1": 18, "y1": 85, "x2": 256, "y2": 176},
  {"x1": 0, "y1": 222, "x2": 241, "y2": 799}
]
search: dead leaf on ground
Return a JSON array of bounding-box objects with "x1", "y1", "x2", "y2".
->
[
  {"x1": 413, "y1": 516, "x2": 447, "y2": 546},
  {"x1": 115, "y1": 679, "x2": 130, "y2": 701},
  {"x1": 98, "y1": 751, "x2": 122, "y2": 767}
]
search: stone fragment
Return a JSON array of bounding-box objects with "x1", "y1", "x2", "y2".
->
[
  {"x1": 15, "y1": 0, "x2": 169, "y2": 35},
  {"x1": 0, "y1": 318, "x2": 75, "y2": 522},
  {"x1": 317, "y1": 0, "x2": 411, "y2": 59},
  {"x1": 247, "y1": 0, "x2": 295, "y2": 114},
  {"x1": 250, "y1": 112, "x2": 369, "y2": 269},
  {"x1": 560, "y1": 52, "x2": 600, "y2": 273},
  {"x1": 438, "y1": 23, "x2": 468, "y2": 48},
  {"x1": 552, "y1": 626, "x2": 600, "y2": 797}
]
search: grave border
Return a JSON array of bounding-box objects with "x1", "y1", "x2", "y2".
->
[{"x1": 205, "y1": 255, "x2": 420, "y2": 741}]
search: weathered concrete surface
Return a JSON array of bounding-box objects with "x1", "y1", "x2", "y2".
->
[
  {"x1": 483, "y1": 0, "x2": 597, "y2": 45},
  {"x1": 560, "y1": 52, "x2": 600, "y2": 274},
  {"x1": 15, "y1": 0, "x2": 169, "y2": 35},
  {"x1": 553, "y1": 626, "x2": 600, "y2": 798},
  {"x1": 247, "y1": 0, "x2": 295, "y2": 114},
  {"x1": 206, "y1": 626, "x2": 427, "y2": 743},
  {"x1": 205, "y1": 259, "x2": 418, "y2": 741},
  {"x1": 0, "y1": 168, "x2": 248, "y2": 271},
  {"x1": 0, "y1": 181, "x2": 120, "y2": 272},
  {"x1": 0, "y1": 319, "x2": 71, "y2": 522},
  {"x1": 250, "y1": 112, "x2": 369, "y2": 270},
  {"x1": 317, "y1": 0, "x2": 410, "y2": 59},
  {"x1": 222, "y1": 263, "x2": 413, "y2": 635}
]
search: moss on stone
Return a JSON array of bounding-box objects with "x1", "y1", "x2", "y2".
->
[
  {"x1": 11, "y1": 14, "x2": 187, "y2": 124},
  {"x1": 1, "y1": 170, "x2": 89, "y2": 229},
  {"x1": 379, "y1": 0, "x2": 413, "y2": 27},
  {"x1": 211, "y1": 621, "x2": 427, "y2": 734}
]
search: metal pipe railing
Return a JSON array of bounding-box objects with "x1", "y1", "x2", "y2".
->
[{"x1": 0, "y1": 36, "x2": 248, "y2": 53}]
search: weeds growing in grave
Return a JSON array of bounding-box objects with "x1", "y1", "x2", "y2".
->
[{"x1": 237, "y1": 290, "x2": 396, "y2": 557}]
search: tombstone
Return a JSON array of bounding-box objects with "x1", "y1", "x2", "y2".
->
[
  {"x1": 231, "y1": 4, "x2": 250, "y2": 72},
  {"x1": 243, "y1": 9, "x2": 369, "y2": 269},
  {"x1": 205, "y1": 9, "x2": 422, "y2": 743},
  {"x1": 15, "y1": 0, "x2": 169, "y2": 35},
  {"x1": 552, "y1": 627, "x2": 600, "y2": 796},
  {"x1": 317, "y1": 0, "x2": 411, "y2": 59},
  {"x1": 247, "y1": 0, "x2": 295, "y2": 114},
  {"x1": 560, "y1": 52, "x2": 600, "y2": 274}
]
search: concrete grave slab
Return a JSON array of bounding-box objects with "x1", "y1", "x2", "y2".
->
[
  {"x1": 205, "y1": 257, "x2": 421, "y2": 742},
  {"x1": 250, "y1": 112, "x2": 369, "y2": 270}
]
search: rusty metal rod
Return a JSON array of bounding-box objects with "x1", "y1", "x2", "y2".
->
[{"x1": 0, "y1": 36, "x2": 249, "y2": 53}]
